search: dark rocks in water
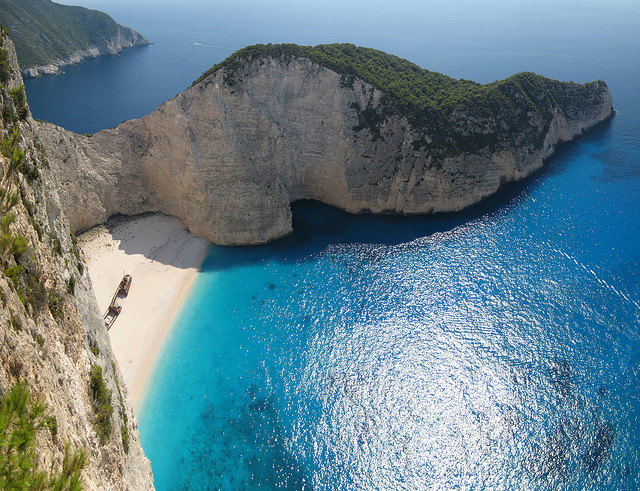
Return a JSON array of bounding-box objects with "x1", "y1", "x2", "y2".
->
[
  {"x1": 584, "y1": 422, "x2": 615, "y2": 472},
  {"x1": 356, "y1": 414, "x2": 376, "y2": 447},
  {"x1": 616, "y1": 463, "x2": 633, "y2": 477},
  {"x1": 245, "y1": 384, "x2": 274, "y2": 413},
  {"x1": 560, "y1": 418, "x2": 585, "y2": 442},
  {"x1": 530, "y1": 418, "x2": 617, "y2": 483},
  {"x1": 533, "y1": 428, "x2": 569, "y2": 481},
  {"x1": 328, "y1": 369, "x2": 365, "y2": 398},
  {"x1": 246, "y1": 384, "x2": 259, "y2": 399},
  {"x1": 511, "y1": 368, "x2": 531, "y2": 386},
  {"x1": 249, "y1": 398, "x2": 271, "y2": 412},
  {"x1": 548, "y1": 359, "x2": 574, "y2": 397}
]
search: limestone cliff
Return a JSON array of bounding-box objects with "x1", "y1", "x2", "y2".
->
[
  {"x1": 38, "y1": 44, "x2": 613, "y2": 246},
  {"x1": 0, "y1": 34, "x2": 153, "y2": 489}
]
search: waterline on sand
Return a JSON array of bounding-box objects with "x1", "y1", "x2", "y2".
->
[{"x1": 78, "y1": 213, "x2": 210, "y2": 410}]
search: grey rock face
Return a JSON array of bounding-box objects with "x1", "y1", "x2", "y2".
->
[
  {"x1": 39, "y1": 55, "x2": 613, "y2": 245},
  {"x1": 0, "y1": 36, "x2": 154, "y2": 490}
]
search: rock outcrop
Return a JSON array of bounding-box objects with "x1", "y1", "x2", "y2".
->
[
  {"x1": 38, "y1": 46, "x2": 613, "y2": 245},
  {"x1": 0, "y1": 34, "x2": 153, "y2": 489}
]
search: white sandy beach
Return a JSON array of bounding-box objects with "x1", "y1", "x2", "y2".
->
[{"x1": 78, "y1": 213, "x2": 210, "y2": 409}]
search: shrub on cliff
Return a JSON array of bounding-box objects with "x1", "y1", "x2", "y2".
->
[
  {"x1": 0, "y1": 383, "x2": 86, "y2": 489},
  {"x1": 88, "y1": 365, "x2": 113, "y2": 445},
  {"x1": 0, "y1": 47, "x2": 10, "y2": 84},
  {"x1": 9, "y1": 85, "x2": 28, "y2": 120}
]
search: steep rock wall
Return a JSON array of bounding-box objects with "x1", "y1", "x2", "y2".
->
[
  {"x1": 0, "y1": 35, "x2": 153, "y2": 489},
  {"x1": 39, "y1": 55, "x2": 613, "y2": 245}
]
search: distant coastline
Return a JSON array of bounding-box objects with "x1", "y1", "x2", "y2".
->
[
  {"x1": 22, "y1": 38, "x2": 150, "y2": 78},
  {"x1": 0, "y1": 0, "x2": 150, "y2": 78}
]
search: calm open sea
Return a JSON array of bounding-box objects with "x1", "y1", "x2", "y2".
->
[{"x1": 26, "y1": 0, "x2": 640, "y2": 489}]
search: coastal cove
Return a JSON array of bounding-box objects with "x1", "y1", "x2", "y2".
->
[
  {"x1": 139, "y1": 128, "x2": 640, "y2": 488},
  {"x1": 21, "y1": 0, "x2": 640, "y2": 489},
  {"x1": 78, "y1": 214, "x2": 209, "y2": 408}
]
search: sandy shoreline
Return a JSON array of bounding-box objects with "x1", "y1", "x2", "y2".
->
[{"x1": 78, "y1": 213, "x2": 210, "y2": 410}]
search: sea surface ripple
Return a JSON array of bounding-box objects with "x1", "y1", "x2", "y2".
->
[{"x1": 140, "y1": 121, "x2": 640, "y2": 489}]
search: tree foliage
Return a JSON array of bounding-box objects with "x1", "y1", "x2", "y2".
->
[
  {"x1": 194, "y1": 43, "x2": 608, "y2": 156},
  {"x1": 0, "y1": 383, "x2": 86, "y2": 490},
  {"x1": 0, "y1": 125, "x2": 29, "y2": 266},
  {"x1": 0, "y1": 47, "x2": 10, "y2": 85}
]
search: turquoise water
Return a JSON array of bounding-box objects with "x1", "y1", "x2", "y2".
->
[
  {"x1": 23, "y1": 0, "x2": 640, "y2": 489},
  {"x1": 139, "y1": 122, "x2": 640, "y2": 489}
]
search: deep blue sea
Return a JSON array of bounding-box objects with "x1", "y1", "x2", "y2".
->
[{"x1": 26, "y1": 0, "x2": 640, "y2": 489}]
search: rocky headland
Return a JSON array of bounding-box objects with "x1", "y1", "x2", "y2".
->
[
  {"x1": 0, "y1": 0, "x2": 149, "y2": 78},
  {"x1": 0, "y1": 37, "x2": 613, "y2": 489},
  {"x1": 38, "y1": 44, "x2": 614, "y2": 245},
  {"x1": 21, "y1": 24, "x2": 148, "y2": 78}
]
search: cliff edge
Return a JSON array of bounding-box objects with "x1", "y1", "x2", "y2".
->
[
  {"x1": 39, "y1": 44, "x2": 613, "y2": 246},
  {"x1": 0, "y1": 31, "x2": 153, "y2": 489}
]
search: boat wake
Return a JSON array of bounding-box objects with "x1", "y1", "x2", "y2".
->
[{"x1": 193, "y1": 42, "x2": 222, "y2": 47}]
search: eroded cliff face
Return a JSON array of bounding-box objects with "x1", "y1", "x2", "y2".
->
[
  {"x1": 0, "y1": 36, "x2": 153, "y2": 489},
  {"x1": 22, "y1": 25, "x2": 148, "y2": 78},
  {"x1": 39, "y1": 55, "x2": 613, "y2": 245}
]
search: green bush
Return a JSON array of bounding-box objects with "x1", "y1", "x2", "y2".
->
[
  {"x1": 44, "y1": 415, "x2": 58, "y2": 437},
  {"x1": 51, "y1": 234, "x2": 62, "y2": 256},
  {"x1": 9, "y1": 85, "x2": 28, "y2": 120},
  {"x1": 23, "y1": 267, "x2": 47, "y2": 313},
  {"x1": 0, "y1": 383, "x2": 86, "y2": 489},
  {"x1": 9, "y1": 85, "x2": 26, "y2": 105},
  {"x1": 9, "y1": 312, "x2": 21, "y2": 331},
  {"x1": 0, "y1": 48, "x2": 10, "y2": 84},
  {"x1": 4, "y1": 264, "x2": 24, "y2": 288},
  {"x1": 0, "y1": 214, "x2": 28, "y2": 264},
  {"x1": 88, "y1": 365, "x2": 113, "y2": 444},
  {"x1": 2, "y1": 105, "x2": 15, "y2": 124},
  {"x1": 66, "y1": 276, "x2": 75, "y2": 295},
  {"x1": 121, "y1": 423, "x2": 129, "y2": 454},
  {"x1": 70, "y1": 233, "x2": 84, "y2": 274},
  {"x1": 48, "y1": 290, "x2": 63, "y2": 319},
  {"x1": 24, "y1": 164, "x2": 39, "y2": 183}
]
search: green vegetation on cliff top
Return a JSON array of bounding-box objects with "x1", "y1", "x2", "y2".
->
[
  {"x1": 195, "y1": 43, "x2": 484, "y2": 112},
  {"x1": 0, "y1": 0, "x2": 139, "y2": 69},
  {"x1": 195, "y1": 43, "x2": 608, "y2": 154}
]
